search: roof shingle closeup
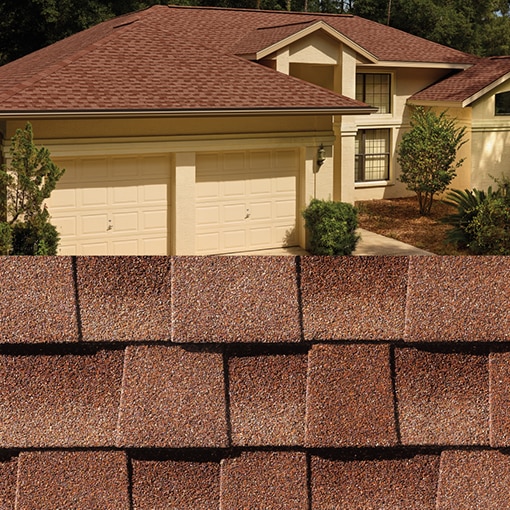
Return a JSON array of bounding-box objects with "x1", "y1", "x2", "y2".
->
[{"x1": 0, "y1": 255, "x2": 509, "y2": 509}]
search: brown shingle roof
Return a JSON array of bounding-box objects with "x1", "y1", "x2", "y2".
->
[
  {"x1": 410, "y1": 56, "x2": 510, "y2": 105},
  {"x1": 0, "y1": 255, "x2": 509, "y2": 508},
  {"x1": 0, "y1": 5, "x2": 477, "y2": 114}
]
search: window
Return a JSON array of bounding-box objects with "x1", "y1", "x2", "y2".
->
[
  {"x1": 355, "y1": 129, "x2": 390, "y2": 182},
  {"x1": 495, "y1": 91, "x2": 510, "y2": 115},
  {"x1": 356, "y1": 73, "x2": 391, "y2": 113}
]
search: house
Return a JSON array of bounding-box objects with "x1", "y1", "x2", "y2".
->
[
  {"x1": 0, "y1": 5, "x2": 506, "y2": 255},
  {"x1": 1, "y1": 255, "x2": 510, "y2": 508}
]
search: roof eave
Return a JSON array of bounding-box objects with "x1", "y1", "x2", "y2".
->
[
  {"x1": 0, "y1": 106, "x2": 377, "y2": 119},
  {"x1": 375, "y1": 61, "x2": 475, "y2": 70},
  {"x1": 407, "y1": 99, "x2": 465, "y2": 108}
]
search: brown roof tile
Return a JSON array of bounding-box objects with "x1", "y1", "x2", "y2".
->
[
  {"x1": 0, "y1": 257, "x2": 78, "y2": 343},
  {"x1": 301, "y1": 256, "x2": 408, "y2": 341},
  {"x1": 405, "y1": 257, "x2": 510, "y2": 342},
  {"x1": 220, "y1": 451, "x2": 308, "y2": 509},
  {"x1": 76, "y1": 256, "x2": 172, "y2": 342},
  {"x1": 0, "y1": 454, "x2": 17, "y2": 509},
  {"x1": 228, "y1": 353, "x2": 307, "y2": 446},
  {"x1": 411, "y1": 56, "x2": 510, "y2": 104},
  {"x1": 131, "y1": 456, "x2": 220, "y2": 510},
  {"x1": 16, "y1": 450, "x2": 129, "y2": 510},
  {"x1": 311, "y1": 453, "x2": 440, "y2": 509},
  {"x1": 395, "y1": 347, "x2": 489, "y2": 446},
  {"x1": 0, "y1": 6, "x2": 476, "y2": 114},
  {"x1": 489, "y1": 352, "x2": 510, "y2": 447},
  {"x1": 117, "y1": 344, "x2": 228, "y2": 447},
  {"x1": 0, "y1": 349, "x2": 123, "y2": 448},
  {"x1": 306, "y1": 343, "x2": 397, "y2": 447},
  {"x1": 172, "y1": 256, "x2": 301, "y2": 343},
  {"x1": 436, "y1": 450, "x2": 510, "y2": 509}
]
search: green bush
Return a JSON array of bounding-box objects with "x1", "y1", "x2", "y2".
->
[
  {"x1": 0, "y1": 222, "x2": 12, "y2": 255},
  {"x1": 443, "y1": 179, "x2": 510, "y2": 254},
  {"x1": 302, "y1": 199, "x2": 359, "y2": 255},
  {"x1": 11, "y1": 217, "x2": 59, "y2": 255}
]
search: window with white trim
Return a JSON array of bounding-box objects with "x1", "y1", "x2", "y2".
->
[
  {"x1": 495, "y1": 91, "x2": 510, "y2": 115},
  {"x1": 356, "y1": 73, "x2": 391, "y2": 114},
  {"x1": 355, "y1": 129, "x2": 390, "y2": 182}
]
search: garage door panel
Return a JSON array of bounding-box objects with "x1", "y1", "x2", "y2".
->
[
  {"x1": 47, "y1": 155, "x2": 170, "y2": 255},
  {"x1": 196, "y1": 149, "x2": 298, "y2": 254}
]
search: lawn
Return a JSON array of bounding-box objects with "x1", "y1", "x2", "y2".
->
[{"x1": 356, "y1": 196, "x2": 469, "y2": 255}]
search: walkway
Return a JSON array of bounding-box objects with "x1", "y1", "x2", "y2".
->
[{"x1": 231, "y1": 229, "x2": 434, "y2": 256}]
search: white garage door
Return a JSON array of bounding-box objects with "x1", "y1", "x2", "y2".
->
[
  {"x1": 196, "y1": 149, "x2": 299, "y2": 254},
  {"x1": 46, "y1": 155, "x2": 171, "y2": 255}
]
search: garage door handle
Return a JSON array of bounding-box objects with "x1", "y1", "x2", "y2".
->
[
  {"x1": 245, "y1": 209, "x2": 250, "y2": 219},
  {"x1": 107, "y1": 220, "x2": 113, "y2": 231}
]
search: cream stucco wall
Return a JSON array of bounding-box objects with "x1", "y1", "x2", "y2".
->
[{"x1": 470, "y1": 82, "x2": 510, "y2": 191}]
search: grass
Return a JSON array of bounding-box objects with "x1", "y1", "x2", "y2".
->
[{"x1": 356, "y1": 196, "x2": 469, "y2": 255}]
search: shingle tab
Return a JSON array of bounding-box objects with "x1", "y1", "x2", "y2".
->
[
  {"x1": 220, "y1": 451, "x2": 308, "y2": 510},
  {"x1": 0, "y1": 349, "x2": 124, "y2": 448},
  {"x1": 436, "y1": 450, "x2": 510, "y2": 509},
  {"x1": 306, "y1": 343, "x2": 397, "y2": 447},
  {"x1": 489, "y1": 352, "x2": 510, "y2": 447},
  {"x1": 172, "y1": 257, "x2": 300, "y2": 343},
  {"x1": 406, "y1": 257, "x2": 510, "y2": 342},
  {"x1": 16, "y1": 451, "x2": 129, "y2": 510},
  {"x1": 77, "y1": 257, "x2": 172, "y2": 342},
  {"x1": 117, "y1": 344, "x2": 228, "y2": 447},
  {"x1": 311, "y1": 453, "x2": 440, "y2": 509},
  {"x1": 0, "y1": 454, "x2": 17, "y2": 510},
  {"x1": 301, "y1": 257, "x2": 408, "y2": 341},
  {"x1": 395, "y1": 347, "x2": 489, "y2": 445},
  {"x1": 131, "y1": 457, "x2": 220, "y2": 510},
  {"x1": 0, "y1": 257, "x2": 78, "y2": 343},
  {"x1": 228, "y1": 353, "x2": 307, "y2": 446}
]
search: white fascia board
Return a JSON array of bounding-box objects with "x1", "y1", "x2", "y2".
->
[{"x1": 376, "y1": 61, "x2": 473, "y2": 70}]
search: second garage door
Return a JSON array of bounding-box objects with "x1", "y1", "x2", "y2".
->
[
  {"x1": 196, "y1": 149, "x2": 299, "y2": 255},
  {"x1": 46, "y1": 154, "x2": 171, "y2": 255}
]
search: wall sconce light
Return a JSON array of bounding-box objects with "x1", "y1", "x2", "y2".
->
[{"x1": 317, "y1": 144, "x2": 326, "y2": 168}]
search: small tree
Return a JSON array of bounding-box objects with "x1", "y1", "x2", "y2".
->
[
  {"x1": 397, "y1": 107, "x2": 466, "y2": 215},
  {"x1": 0, "y1": 123, "x2": 64, "y2": 254}
]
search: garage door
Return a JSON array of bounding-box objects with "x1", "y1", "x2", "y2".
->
[
  {"x1": 196, "y1": 149, "x2": 299, "y2": 254},
  {"x1": 46, "y1": 155, "x2": 171, "y2": 255}
]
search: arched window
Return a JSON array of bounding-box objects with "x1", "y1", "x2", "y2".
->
[{"x1": 495, "y1": 91, "x2": 510, "y2": 115}]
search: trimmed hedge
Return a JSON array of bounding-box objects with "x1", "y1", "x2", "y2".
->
[{"x1": 302, "y1": 199, "x2": 359, "y2": 255}]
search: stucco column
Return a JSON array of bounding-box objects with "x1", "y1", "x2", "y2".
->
[
  {"x1": 333, "y1": 117, "x2": 357, "y2": 204},
  {"x1": 173, "y1": 152, "x2": 196, "y2": 255}
]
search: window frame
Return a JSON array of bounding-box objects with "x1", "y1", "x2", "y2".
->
[
  {"x1": 355, "y1": 128, "x2": 391, "y2": 184},
  {"x1": 356, "y1": 72, "x2": 393, "y2": 114},
  {"x1": 495, "y1": 91, "x2": 510, "y2": 116}
]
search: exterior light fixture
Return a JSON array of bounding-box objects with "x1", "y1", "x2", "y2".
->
[{"x1": 317, "y1": 144, "x2": 326, "y2": 168}]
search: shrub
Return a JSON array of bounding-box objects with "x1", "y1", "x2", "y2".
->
[
  {"x1": 11, "y1": 214, "x2": 60, "y2": 255},
  {"x1": 302, "y1": 199, "x2": 359, "y2": 255},
  {"x1": 0, "y1": 222, "x2": 12, "y2": 255},
  {"x1": 397, "y1": 107, "x2": 466, "y2": 215},
  {"x1": 443, "y1": 179, "x2": 510, "y2": 254}
]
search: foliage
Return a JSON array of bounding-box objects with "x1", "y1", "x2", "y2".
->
[
  {"x1": 443, "y1": 176, "x2": 510, "y2": 254},
  {"x1": 302, "y1": 198, "x2": 359, "y2": 255},
  {"x1": 0, "y1": 123, "x2": 64, "y2": 255},
  {"x1": 397, "y1": 107, "x2": 466, "y2": 215},
  {"x1": 353, "y1": 0, "x2": 510, "y2": 56}
]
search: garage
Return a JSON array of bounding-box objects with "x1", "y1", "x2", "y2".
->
[
  {"x1": 46, "y1": 154, "x2": 171, "y2": 255},
  {"x1": 195, "y1": 149, "x2": 300, "y2": 255}
]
